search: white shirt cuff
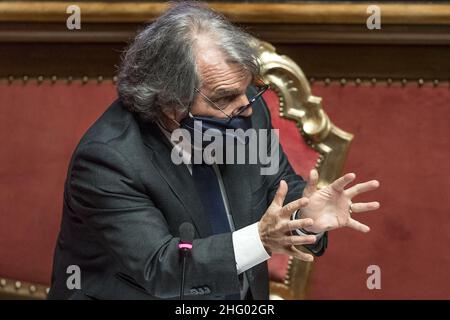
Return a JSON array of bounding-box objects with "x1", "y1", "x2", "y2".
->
[
  {"x1": 293, "y1": 228, "x2": 324, "y2": 240},
  {"x1": 291, "y1": 211, "x2": 324, "y2": 241},
  {"x1": 232, "y1": 222, "x2": 270, "y2": 275}
]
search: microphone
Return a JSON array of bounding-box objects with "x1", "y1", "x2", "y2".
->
[{"x1": 178, "y1": 222, "x2": 195, "y2": 300}]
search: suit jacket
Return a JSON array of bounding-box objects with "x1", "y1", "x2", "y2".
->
[{"x1": 48, "y1": 93, "x2": 327, "y2": 300}]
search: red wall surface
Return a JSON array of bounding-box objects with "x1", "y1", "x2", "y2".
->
[
  {"x1": 308, "y1": 82, "x2": 450, "y2": 299},
  {"x1": 0, "y1": 81, "x2": 449, "y2": 298},
  {"x1": 0, "y1": 83, "x2": 116, "y2": 285}
]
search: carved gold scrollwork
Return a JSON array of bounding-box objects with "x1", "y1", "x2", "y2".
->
[
  {"x1": 254, "y1": 40, "x2": 353, "y2": 300},
  {"x1": 255, "y1": 40, "x2": 353, "y2": 188}
]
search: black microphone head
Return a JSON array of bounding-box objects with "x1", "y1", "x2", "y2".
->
[{"x1": 179, "y1": 222, "x2": 195, "y2": 244}]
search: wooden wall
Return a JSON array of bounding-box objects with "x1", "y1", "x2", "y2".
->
[{"x1": 1, "y1": 2, "x2": 449, "y2": 82}]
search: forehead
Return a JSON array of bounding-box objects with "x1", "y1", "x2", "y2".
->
[{"x1": 196, "y1": 43, "x2": 251, "y2": 94}]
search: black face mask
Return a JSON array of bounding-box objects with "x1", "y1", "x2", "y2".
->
[{"x1": 179, "y1": 113, "x2": 253, "y2": 149}]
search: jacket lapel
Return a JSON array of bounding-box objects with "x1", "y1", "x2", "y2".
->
[
  {"x1": 139, "y1": 120, "x2": 255, "y2": 235},
  {"x1": 139, "y1": 121, "x2": 212, "y2": 238}
]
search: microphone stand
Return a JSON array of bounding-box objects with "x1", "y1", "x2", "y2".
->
[{"x1": 179, "y1": 242, "x2": 192, "y2": 300}]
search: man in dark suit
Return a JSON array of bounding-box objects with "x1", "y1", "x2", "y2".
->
[{"x1": 48, "y1": 2, "x2": 380, "y2": 300}]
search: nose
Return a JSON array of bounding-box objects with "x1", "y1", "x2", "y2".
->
[
  {"x1": 240, "y1": 105, "x2": 253, "y2": 117},
  {"x1": 236, "y1": 94, "x2": 252, "y2": 117}
]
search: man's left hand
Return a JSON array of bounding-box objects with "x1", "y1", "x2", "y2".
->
[{"x1": 300, "y1": 169, "x2": 380, "y2": 234}]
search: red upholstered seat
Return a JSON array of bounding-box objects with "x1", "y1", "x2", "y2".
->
[
  {"x1": 262, "y1": 89, "x2": 319, "y2": 284},
  {"x1": 263, "y1": 89, "x2": 319, "y2": 178}
]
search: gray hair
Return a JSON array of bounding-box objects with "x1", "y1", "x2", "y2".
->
[{"x1": 117, "y1": 1, "x2": 260, "y2": 122}]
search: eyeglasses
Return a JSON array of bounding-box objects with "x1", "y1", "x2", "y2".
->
[{"x1": 194, "y1": 83, "x2": 269, "y2": 121}]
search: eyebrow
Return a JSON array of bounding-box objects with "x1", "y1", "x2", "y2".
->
[{"x1": 210, "y1": 88, "x2": 241, "y2": 101}]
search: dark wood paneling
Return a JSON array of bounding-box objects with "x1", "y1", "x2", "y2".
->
[
  {"x1": 0, "y1": 42, "x2": 124, "y2": 78},
  {"x1": 1, "y1": 3, "x2": 449, "y2": 80},
  {"x1": 3, "y1": 40, "x2": 449, "y2": 80},
  {"x1": 275, "y1": 44, "x2": 450, "y2": 80}
]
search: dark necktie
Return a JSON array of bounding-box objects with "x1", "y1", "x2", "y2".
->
[
  {"x1": 192, "y1": 163, "x2": 231, "y2": 235},
  {"x1": 192, "y1": 163, "x2": 241, "y2": 300}
]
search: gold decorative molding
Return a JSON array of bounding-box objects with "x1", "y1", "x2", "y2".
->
[
  {"x1": 1, "y1": 76, "x2": 448, "y2": 88},
  {"x1": 269, "y1": 247, "x2": 314, "y2": 300},
  {"x1": 255, "y1": 39, "x2": 353, "y2": 300},
  {"x1": 0, "y1": 277, "x2": 48, "y2": 300},
  {"x1": 256, "y1": 40, "x2": 353, "y2": 188},
  {"x1": 0, "y1": 76, "x2": 119, "y2": 85},
  {"x1": 0, "y1": 2, "x2": 450, "y2": 25}
]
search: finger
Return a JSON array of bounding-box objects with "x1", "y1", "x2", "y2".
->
[
  {"x1": 303, "y1": 169, "x2": 319, "y2": 197},
  {"x1": 346, "y1": 180, "x2": 380, "y2": 198},
  {"x1": 283, "y1": 245, "x2": 314, "y2": 262},
  {"x1": 285, "y1": 217, "x2": 314, "y2": 232},
  {"x1": 281, "y1": 197, "x2": 309, "y2": 217},
  {"x1": 350, "y1": 202, "x2": 380, "y2": 213},
  {"x1": 273, "y1": 180, "x2": 288, "y2": 207},
  {"x1": 347, "y1": 218, "x2": 370, "y2": 233},
  {"x1": 330, "y1": 173, "x2": 356, "y2": 192},
  {"x1": 281, "y1": 235, "x2": 317, "y2": 246}
]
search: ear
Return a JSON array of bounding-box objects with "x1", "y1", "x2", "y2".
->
[
  {"x1": 161, "y1": 108, "x2": 184, "y2": 131},
  {"x1": 172, "y1": 108, "x2": 188, "y2": 123},
  {"x1": 162, "y1": 109, "x2": 176, "y2": 121}
]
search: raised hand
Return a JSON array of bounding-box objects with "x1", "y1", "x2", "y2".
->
[
  {"x1": 300, "y1": 170, "x2": 380, "y2": 234},
  {"x1": 258, "y1": 180, "x2": 318, "y2": 262}
]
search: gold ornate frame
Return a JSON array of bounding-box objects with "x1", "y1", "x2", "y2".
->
[
  {"x1": 1, "y1": 2, "x2": 449, "y2": 24},
  {"x1": 255, "y1": 40, "x2": 353, "y2": 300},
  {"x1": 0, "y1": 278, "x2": 48, "y2": 299}
]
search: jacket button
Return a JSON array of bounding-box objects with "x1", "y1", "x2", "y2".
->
[{"x1": 190, "y1": 288, "x2": 198, "y2": 295}]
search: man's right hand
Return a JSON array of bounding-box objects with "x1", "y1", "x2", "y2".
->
[{"x1": 258, "y1": 180, "x2": 317, "y2": 262}]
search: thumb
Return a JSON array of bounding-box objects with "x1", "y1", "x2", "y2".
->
[{"x1": 273, "y1": 180, "x2": 288, "y2": 207}]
